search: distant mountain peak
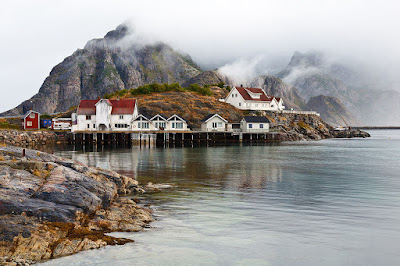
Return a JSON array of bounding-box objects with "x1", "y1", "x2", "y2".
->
[
  {"x1": 288, "y1": 50, "x2": 324, "y2": 69},
  {"x1": 1, "y1": 24, "x2": 202, "y2": 116},
  {"x1": 104, "y1": 24, "x2": 131, "y2": 41}
]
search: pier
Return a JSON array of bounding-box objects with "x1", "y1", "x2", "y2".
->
[{"x1": 66, "y1": 131, "x2": 281, "y2": 147}]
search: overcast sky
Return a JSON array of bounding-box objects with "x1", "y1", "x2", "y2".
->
[{"x1": 1, "y1": 0, "x2": 399, "y2": 113}]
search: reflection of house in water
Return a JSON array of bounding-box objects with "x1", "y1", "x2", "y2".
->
[
  {"x1": 68, "y1": 147, "x2": 141, "y2": 179},
  {"x1": 201, "y1": 147, "x2": 283, "y2": 190}
]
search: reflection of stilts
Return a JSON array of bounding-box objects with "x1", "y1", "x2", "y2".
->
[{"x1": 67, "y1": 131, "x2": 280, "y2": 147}]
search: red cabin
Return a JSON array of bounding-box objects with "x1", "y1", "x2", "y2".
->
[{"x1": 21, "y1": 110, "x2": 40, "y2": 130}]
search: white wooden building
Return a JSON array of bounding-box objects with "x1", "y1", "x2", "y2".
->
[
  {"x1": 166, "y1": 114, "x2": 189, "y2": 131},
  {"x1": 200, "y1": 114, "x2": 228, "y2": 132},
  {"x1": 131, "y1": 114, "x2": 189, "y2": 132},
  {"x1": 223, "y1": 87, "x2": 285, "y2": 111},
  {"x1": 241, "y1": 116, "x2": 270, "y2": 133},
  {"x1": 71, "y1": 99, "x2": 138, "y2": 132}
]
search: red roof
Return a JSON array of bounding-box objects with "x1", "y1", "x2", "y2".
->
[
  {"x1": 235, "y1": 87, "x2": 275, "y2": 102},
  {"x1": 76, "y1": 100, "x2": 98, "y2": 115},
  {"x1": 109, "y1": 99, "x2": 136, "y2": 114},
  {"x1": 76, "y1": 99, "x2": 136, "y2": 115}
]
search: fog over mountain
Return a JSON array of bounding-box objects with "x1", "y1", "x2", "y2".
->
[{"x1": 1, "y1": 0, "x2": 399, "y2": 125}]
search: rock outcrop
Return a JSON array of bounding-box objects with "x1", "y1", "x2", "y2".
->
[
  {"x1": 181, "y1": 71, "x2": 226, "y2": 88},
  {"x1": 0, "y1": 146, "x2": 152, "y2": 264},
  {"x1": 2, "y1": 24, "x2": 202, "y2": 116},
  {"x1": 264, "y1": 110, "x2": 333, "y2": 140}
]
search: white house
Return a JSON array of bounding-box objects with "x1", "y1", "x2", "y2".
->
[
  {"x1": 129, "y1": 114, "x2": 190, "y2": 132},
  {"x1": 224, "y1": 87, "x2": 285, "y2": 111},
  {"x1": 241, "y1": 116, "x2": 270, "y2": 133},
  {"x1": 150, "y1": 114, "x2": 168, "y2": 130},
  {"x1": 166, "y1": 114, "x2": 189, "y2": 131},
  {"x1": 132, "y1": 114, "x2": 154, "y2": 131},
  {"x1": 72, "y1": 99, "x2": 138, "y2": 132},
  {"x1": 200, "y1": 114, "x2": 228, "y2": 132}
]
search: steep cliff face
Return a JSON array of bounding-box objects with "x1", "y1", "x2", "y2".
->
[
  {"x1": 2, "y1": 24, "x2": 202, "y2": 116},
  {"x1": 306, "y1": 95, "x2": 358, "y2": 126},
  {"x1": 250, "y1": 76, "x2": 307, "y2": 110},
  {"x1": 182, "y1": 70, "x2": 226, "y2": 87}
]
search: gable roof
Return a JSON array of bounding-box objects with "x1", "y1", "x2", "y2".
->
[
  {"x1": 201, "y1": 114, "x2": 228, "y2": 123},
  {"x1": 150, "y1": 114, "x2": 168, "y2": 121},
  {"x1": 234, "y1": 87, "x2": 275, "y2": 102},
  {"x1": 242, "y1": 116, "x2": 271, "y2": 123},
  {"x1": 167, "y1": 114, "x2": 186, "y2": 122},
  {"x1": 22, "y1": 110, "x2": 40, "y2": 119},
  {"x1": 76, "y1": 99, "x2": 137, "y2": 115},
  {"x1": 95, "y1": 99, "x2": 113, "y2": 106},
  {"x1": 134, "y1": 114, "x2": 151, "y2": 121}
]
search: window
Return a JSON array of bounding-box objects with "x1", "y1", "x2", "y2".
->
[
  {"x1": 27, "y1": 121, "x2": 32, "y2": 126},
  {"x1": 86, "y1": 115, "x2": 91, "y2": 120},
  {"x1": 87, "y1": 124, "x2": 90, "y2": 129},
  {"x1": 29, "y1": 113, "x2": 35, "y2": 118},
  {"x1": 141, "y1": 122, "x2": 149, "y2": 129},
  {"x1": 212, "y1": 122, "x2": 217, "y2": 128},
  {"x1": 172, "y1": 122, "x2": 175, "y2": 128},
  {"x1": 176, "y1": 122, "x2": 183, "y2": 129},
  {"x1": 248, "y1": 124, "x2": 253, "y2": 129},
  {"x1": 255, "y1": 104, "x2": 258, "y2": 107},
  {"x1": 217, "y1": 122, "x2": 222, "y2": 127},
  {"x1": 259, "y1": 124, "x2": 264, "y2": 128},
  {"x1": 119, "y1": 115, "x2": 124, "y2": 120},
  {"x1": 238, "y1": 103, "x2": 241, "y2": 106},
  {"x1": 93, "y1": 124, "x2": 95, "y2": 128},
  {"x1": 271, "y1": 105, "x2": 274, "y2": 107}
]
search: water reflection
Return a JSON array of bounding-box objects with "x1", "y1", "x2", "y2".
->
[
  {"x1": 55, "y1": 144, "x2": 284, "y2": 191},
  {"x1": 43, "y1": 131, "x2": 400, "y2": 266}
]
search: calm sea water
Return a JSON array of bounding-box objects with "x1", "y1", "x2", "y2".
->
[{"x1": 42, "y1": 130, "x2": 400, "y2": 266}]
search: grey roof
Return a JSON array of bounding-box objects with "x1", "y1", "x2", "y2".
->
[
  {"x1": 242, "y1": 116, "x2": 270, "y2": 123},
  {"x1": 201, "y1": 114, "x2": 215, "y2": 122}
]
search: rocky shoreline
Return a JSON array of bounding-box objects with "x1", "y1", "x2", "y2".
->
[{"x1": 0, "y1": 145, "x2": 153, "y2": 265}]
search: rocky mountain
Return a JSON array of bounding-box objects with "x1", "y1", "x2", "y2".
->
[
  {"x1": 306, "y1": 95, "x2": 358, "y2": 126},
  {"x1": 2, "y1": 24, "x2": 202, "y2": 116},
  {"x1": 276, "y1": 50, "x2": 400, "y2": 126},
  {"x1": 276, "y1": 51, "x2": 361, "y2": 121},
  {"x1": 182, "y1": 70, "x2": 225, "y2": 88},
  {"x1": 250, "y1": 76, "x2": 307, "y2": 110}
]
